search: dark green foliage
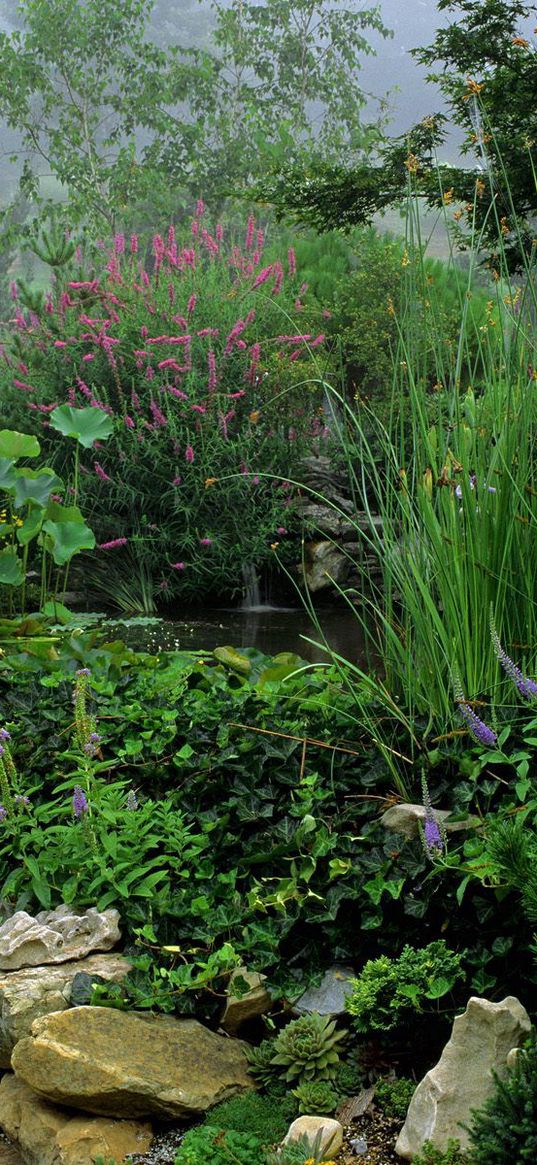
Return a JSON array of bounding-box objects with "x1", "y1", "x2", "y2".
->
[
  {"x1": 346, "y1": 942, "x2": 465, "y2": 1034},
  {"x1": 246, "y1": 1040, "x2": 282, "y2": 1091},
  {"x1": 205, "y1": 1092, "x2": 298, "y2": 1146},
  {"x1": 292, "y1": 1078, "x2": 339, "y2": 1115},
  {"x1": 333, "y1": 1046, "x2": 367, "y2": 1098},
  {"x1": 466, "y1": 1033, "x2": 537, "y2": 1164},
  {"x1": 411, "y1": 1142, "x2": 467, "y2": 1165},
  {"x1": 375, "y1": 1076, "x2": 416, "y2": 1121},
  {"x1": 271, "y1": 1013, "x2": 347, "y2": 1083},
  {"x1": 174, "y1": 1125, "x2": 263, "y2": 1165}
]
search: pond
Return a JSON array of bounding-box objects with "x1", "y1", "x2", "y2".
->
[{"x1": 110, "y1": 605, "x2": 368, "y2": 665}]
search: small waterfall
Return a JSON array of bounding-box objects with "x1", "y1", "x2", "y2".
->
[{"x1": 241, "y1": 563, "x2": 262, "y2": 609}]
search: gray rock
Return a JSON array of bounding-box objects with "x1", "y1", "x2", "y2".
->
[
  {"x1": 0, "y1": 953, "x2": 130, "y2": 1068},
  {"x1": 295, "y1": 966, "x2": 355, "y2": 1017},
  {"x1": 381, "y1": 803, "x2": 480, "y2": 841},
  {"x1": 350, "y1": 1137, "x2": 368, "y2": 1155},
  {"x1": 283, "y1": 1116, "x2": 343, "y2": 1158},
  {"x1": 395, "y1": 995, "x2": 532, "y2": 1159},
  {"x1": 0, "y1": 907, "x2": 120, "y2": 971},
  {"x1": 299, "y1": 541, "x2": 351, "y2": 592}
]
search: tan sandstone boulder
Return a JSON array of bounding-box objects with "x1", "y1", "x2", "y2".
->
[
  {"x1": 0, "y1": 1075, "x2": 152, "y2": 1165},
  {"x1": 395, "y1": 995, "x2": 532, "y2": 1159},
  {"x1": 12, "y1": 1006, "x2": 253, "y2": 1119},
  {"x1": 221, "y1": 967, "x2": 272, "y2": 1033},
  {"x1": 0, "y1": 953, "x2": 130, "y2": 1068},
  {"x1": 0, "y1": 907, "x2": 120, "y2": 971},
  {"x1": 283, "y1": 1115, "x2": 343, "y2": 1157}
]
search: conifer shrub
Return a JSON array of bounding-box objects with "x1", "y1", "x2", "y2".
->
[{"x1": 465, "y1": 1033, "x2": 537, "y2": 1164}]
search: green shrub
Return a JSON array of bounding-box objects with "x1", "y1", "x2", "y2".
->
[
  {"x1": 206, "y1": 1092, "x2": 297, "y2": 1146},
  {"x1": 466, "y1": 1033, "x2": 537, "y2": 1164},
  {"x1": 292, "y1": 1078, "x2": 339, "y2": 1115},
  {"x1": 346, "y1": 942, "x2": 465, "y2": 1034},
  {"x1": 174, "y1": 1125, "x2": 263, "y2": 1165},
  {"x1": 375, "y1": 1076, "x2": 416, "y2": 1121},
  {"x1": 411, "y1": 1142, "x2": 467, "y2": 1165}
]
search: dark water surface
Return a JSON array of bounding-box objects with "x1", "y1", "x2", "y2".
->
[{"x1": 114, "y1": 606, "x2": 368, "y2": 665}]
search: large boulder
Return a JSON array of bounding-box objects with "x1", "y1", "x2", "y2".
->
[
  {"x1": 0, "y1": 953, "x2": 130, "y2": 1068},
  {"x1": 12, "y1": 1007, "x2": 253, "y2": 1119},
  {"x1": 395, "y1": 995, "x2": 532, "y2": 1159},
  {"x1": 0, "y1": 907, "x2": 120, "y2": 971},
  {"x1": 0, "y1": 1075, "x2": 152, "y2": 1165}
]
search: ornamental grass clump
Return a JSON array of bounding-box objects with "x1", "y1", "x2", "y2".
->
[{"x1": 270, "y1": 1012, "x2": 347, "y2": 1083}]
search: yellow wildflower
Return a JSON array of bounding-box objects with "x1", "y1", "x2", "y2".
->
[
  {"x1": 270, "y1": 542, "x2": 279, "y2": 550},
  {"x1": 500, "y1": 216, "x2": 510, "y2": 236},
  {"x1": 249, "y1": 410, "x2": 260, "y2": 424},
  {"x1": 404, "y1": 153, "x2": 419, "y2": 174},
  {"x1": 442, "y1": 188, "x2": 454, "y2": 205},
  {"x1": 401, "y1": 248, "x2": 410, "y2": 267},
  {"x1": 463, "y1": 77, "x2": 484, "y2": 99},
  {"x1": 204, "y1": 477, "x2": 217, "y2": 488},
  {"x1": 476, "y1": 178, "x2": 485, "y2": 197},
  {"x1": 387, "y1": 296, "x2": 395, "y2": 316}
]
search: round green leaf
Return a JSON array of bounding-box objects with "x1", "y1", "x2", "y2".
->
[
  {"x1": 16, "y1": 508, "x2": 44, "y2": 546},
  {"x1": 42, "y1": 517, "x2": 96, "y2": 565},
  {"x1": 0, "y1": 430, "x2": 40, "y2": 460},
  {"x1": 0, "y1": 548, "x2": 24, "y2": 586},
  {"x1": 0, "y1": 459, "x2": 17, "y2": 491},
  {"x1": 13, "y1": 469, "x2": 63, "y2": 509},
  {"x1": 50, "y1": 406, "x2": 114, "y2": 448}
]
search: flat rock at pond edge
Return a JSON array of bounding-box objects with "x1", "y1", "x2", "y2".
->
[
  {"x1": 0, "y1": 1075, "x2": 152, "y2": 1165},
  {"x1": 11, "y1": 1007, "x2": 253, "y2": 1119},
  {"x1": 0, "y1": 907, "x2": 121, "y2": 971},
  {"x1": 0, "y1": 953, "x2": 131, "y2": 1068},
  {"x1": 395, "y1": 995, "x2": 532, "y2": 1158}
]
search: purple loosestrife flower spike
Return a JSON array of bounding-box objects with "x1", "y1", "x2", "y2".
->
[
  {"x1": 72, "y1": 786, "x2": 88, "y2": 818},
  {"x1": 490, "y1": 612, "x2": 537, "y2": 700}
]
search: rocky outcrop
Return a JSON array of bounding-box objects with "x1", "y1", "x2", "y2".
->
[
  {"x1": 395, "y1": 996, "x2": 532, "y2": 1159},
  {"x1": 12, "y1": 1007, "x2": 253, "y2": 1119},
  {"x1": 0, "y1": 953, "x2": 130, "y2": 1068},
  {"x1": 0, "y1": 907, "x2": 120, "y2": 971},
  {"x1": 283, "y1": 1115, "x2": 343, "y2": 1157},
  {"x1": 0, "y1": 1075, "x2": 152, "y2": 1165},
  {"x1": 221, "y1": 967, "x2": 271, "y2": 1033}
]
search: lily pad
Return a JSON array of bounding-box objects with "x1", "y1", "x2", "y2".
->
[
  {"x1": 213, "y1": 645, "x2": 252, "y2": 674},
  {"x1": 50, "y1": 405, "x2": 114, "y2": 448},
  {"x1": 12, "y1": 468, "x2": 63, "y2": 509},
  {"x1": 42, "y1": 517, "x2": 96, "y2": 565},
  {"x1": 0, "y1": 548, "x2": 24, "y2": 586},
  {"x1": 0, "y1": 430, "x2": 40, "y2": 461}
]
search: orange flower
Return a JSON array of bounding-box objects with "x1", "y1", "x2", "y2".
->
[
  {"x1": 204, "y1": 477, "x2": 217, "y2": 488},
  {"x1": 249, "y1": 410, "x2": 260, "y2": 424},
  {"x1": 443, "y1": 188, "x2": 454, "y2": 205},
  {"x1": 404, "y1": 153, "x2": 419, "y2": 174},
  {"x1": 270, "y1": 541, "x2": 280, "y2": 550},
  {"x1": 512, "y1": 35, "x2": 529, "y2": 47},
  {"x1": 463, "y1": 77, "x2": 484, "y2": 99}
]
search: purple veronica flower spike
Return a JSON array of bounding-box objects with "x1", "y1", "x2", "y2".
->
[
  {"x1": 457, "y1": 701, "x2": 498, "y2": 747},
  {"x1": 0, "y1": 806, "x2": 7, "y2": 823},
  {"x1": 421, "y1": 776, "x2": 445, "y2": 858},
  {"x1": 0, "y1": 729, "x2": 10, "y2": 741},
  {"x1": 72, "y1": 786, "x2": 89, "y2": 818},
  {"x1": 490, "y1": 616, "x2": 537, "y2": 700}
]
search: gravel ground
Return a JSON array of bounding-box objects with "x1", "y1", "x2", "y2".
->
[{"x1": 127, "y1": 1124, "x2": 187, "y2": 1165}]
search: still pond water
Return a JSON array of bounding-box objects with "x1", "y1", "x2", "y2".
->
[{"x1": 114, "y1": 606, "x2": 367, "y2": 665}]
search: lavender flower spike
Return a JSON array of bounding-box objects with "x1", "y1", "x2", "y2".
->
[
  {"x1": 72, "y1": 786, "x2": 89, "y2": 818},
  {"x1": 457, "y1": 701, "x2": 498, "y2": 747},
  {"x1": 490, "y1": 613, "x2": 537, "y2": 700},
  {"x1": 421, "y1": 776, "x2": 445, "y2": 858}
]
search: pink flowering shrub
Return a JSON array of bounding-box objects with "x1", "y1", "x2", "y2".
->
[{"x1": 0, "y1": 210, "x2": 333, "y2": 607}]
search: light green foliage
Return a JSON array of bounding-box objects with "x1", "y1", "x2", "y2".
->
[
  {"x1": 375, "y1": 1076, "x2": 416, "y2": 1121},
  {"x1": 174, "y1": 1125, "x2": 264, "y2": 1165},
  {"x1": 346, "y1": 943, "x2": 465, "y2": 1034},
  {"x1": 292, "y1": 1078, "x2": 339, "y2": 1115},
  {"x1": 199, "y1": 1093, "x2": 298, "y2": 1148},
  {"x1": 271, "y1": 1013, "x2": 347, "y2": 1083},
  {"x1": 466, "y1": 1033, "x2": 537, "y2": 1164}
]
